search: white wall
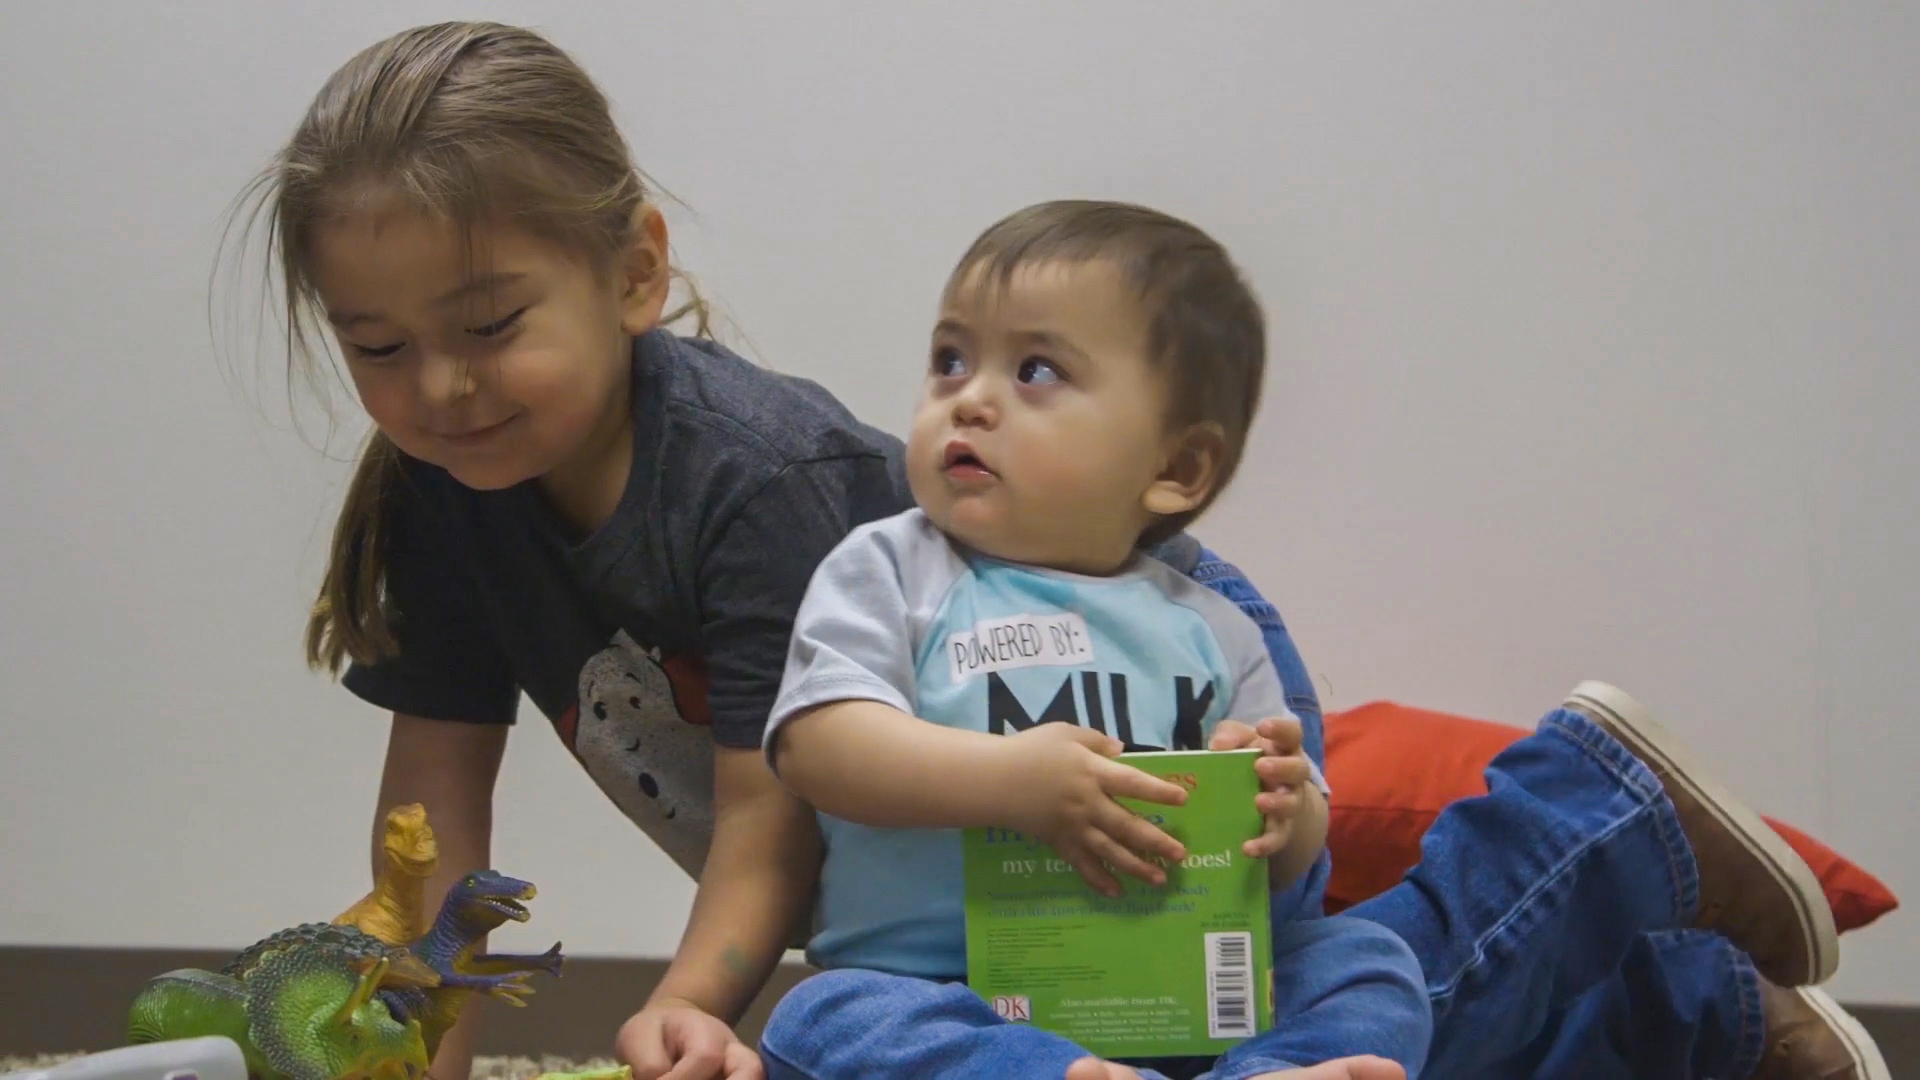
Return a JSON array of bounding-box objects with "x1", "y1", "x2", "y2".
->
[{"x1": 2, "y1": 1, "x2": 1913, "y2": 1006}]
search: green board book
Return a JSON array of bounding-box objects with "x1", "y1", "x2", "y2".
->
[{"x1": 961, "y1": 748, "x2": 1273, "y2": 1059}]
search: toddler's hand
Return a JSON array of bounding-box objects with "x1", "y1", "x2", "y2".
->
[
  {"x1": 1210, "y1": 716, "x2": 1313, "y2": 859},
  {"x1": 997, "y1": 723, "x2": 1189, "y2": 897},
  {"x1": 615, "y1": 998, "x2": 762, "y2": 1080}
]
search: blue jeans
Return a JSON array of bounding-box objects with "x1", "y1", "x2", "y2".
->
[
  {"x1": 1190, "y1": 548, "x2": 1764, "y2": 1079},
  {"x1": 1486, "y1": 930, "x2": 1764, "y2": 1078},
  {"x1": 760, "y1": 915, "x2": 1430, "y2": 1080}
]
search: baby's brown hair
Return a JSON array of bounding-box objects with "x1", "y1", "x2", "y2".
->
[
  {"x1": 228, "y1": 21, "x2": 704, "y2": 673},
  {"x1": 947, "y1": 200, "x2": 1267, "y2": 546}
]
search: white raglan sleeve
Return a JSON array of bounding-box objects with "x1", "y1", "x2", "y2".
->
[{"x1": 762, "y1": 511, "x2": 946, "y2": 771}]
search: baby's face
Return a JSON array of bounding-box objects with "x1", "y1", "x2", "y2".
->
[{"x1": 907, "y1": 259, "x2": 1184, "y2": 574}]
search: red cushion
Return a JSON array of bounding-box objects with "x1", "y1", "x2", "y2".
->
[{"x1": 1321, "y1": 701, "x2": 1900, "y2": 934}]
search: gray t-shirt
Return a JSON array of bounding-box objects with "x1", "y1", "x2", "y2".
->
[{"x1": 342, "y1": 329, "x2": 909, "y2": 878}]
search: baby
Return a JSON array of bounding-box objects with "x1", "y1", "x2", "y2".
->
[{"x1": 758, "y1": 201, "x2": 1430, "y2": 1080}]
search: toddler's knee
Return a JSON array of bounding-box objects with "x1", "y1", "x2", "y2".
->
[
  {"x1": 761, "y1": 968, "x2": 893, "y2": 1065},
  {"x1": 1337, "y1": 917, "x2": 1427, "y2": 992},
  {"x1": 1331, "y1": 917, "x2": 1432, "y2": 1070},
  {"x1": 765, "y1": 968, "x2": 885, "y2": 1034},
  {"x1": 1346, "y1": 915, "x2": 1419, "y2": 959}
]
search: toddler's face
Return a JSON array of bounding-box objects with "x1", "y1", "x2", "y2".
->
[
  {"x1": 907, "y1": 259, "x2": 1188, "y2": 574},
  {"x1": 308, "y1": 198, "x2": 644, "y2": 493}
]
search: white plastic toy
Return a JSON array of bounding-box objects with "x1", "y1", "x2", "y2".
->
[{"x1": 0, "y1": 1038, "x2": 247, "y2": 1080}]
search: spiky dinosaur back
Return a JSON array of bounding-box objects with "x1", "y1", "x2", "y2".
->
[
  {"x1": 223, "y1": 923, "x2": 438, "y2": 989},
  {"x1": 224, "y1": 923, "x2": 393, "y2": 978}
]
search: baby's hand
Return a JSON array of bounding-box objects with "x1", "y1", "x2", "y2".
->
[
  {"x1": 997, "y1": 723, "x2": 1190, "y2": 897},
  {"x1": 1209, "y1": 716, "x2": 1313, "y2": 859}
]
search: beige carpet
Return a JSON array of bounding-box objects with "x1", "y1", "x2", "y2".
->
[{"x1": 1, "y1": 1054, "x2": 617, "y2": 1080}]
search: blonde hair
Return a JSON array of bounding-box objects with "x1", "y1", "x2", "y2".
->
[
  {"x1": 229, "y1": 21, "x2": 704, "y2": 674},
  {"x1": 950, "y1": 200, "x2": 1266, "y2": 546}
]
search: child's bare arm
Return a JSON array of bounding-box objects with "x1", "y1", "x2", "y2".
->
[
  {"x1": 375, "y1": 713, "x2": 508, "y2": 1080},
  {"x1": 773, "y1": 700, "x2": 1021, "y2": 827},
  {"x1": 645, "y1": 745, "x2": 821, "y2": 1024},
  {"x1": 615, "y1": 747, "x2": 816, "y2": 1079},
  {"x1": 773, "y1": 701, "x2": 1191, "y2": 895}
]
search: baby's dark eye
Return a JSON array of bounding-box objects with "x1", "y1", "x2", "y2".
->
[
  {"x1": 467, "y1": 307, "x2": 528, "y2": 338},
  {"x1": 931, "y1": 346, "x2": 969, "y2": 378},
  {"x1": 1018, "y1": 357, "x2": 1063, "y2": 386}
]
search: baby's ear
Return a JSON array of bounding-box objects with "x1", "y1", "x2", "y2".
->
[{"x1": 1142, "y1": 422, "x2": 1225, "y2": 517}]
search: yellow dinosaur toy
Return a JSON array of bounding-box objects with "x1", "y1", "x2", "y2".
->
[{"x1": 334, "y1": 803, "x2": 440, "y2": 946}]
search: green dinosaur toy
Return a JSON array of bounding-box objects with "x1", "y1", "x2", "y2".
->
[
  {"x1": 128, "y1": 869, "x2": 562, "y2": 1079},
  {"x1": 128, "y1": 945, "x2": 431, "y2": 1080}
]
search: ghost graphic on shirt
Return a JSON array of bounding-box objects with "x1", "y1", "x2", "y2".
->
[{"x1": 572, "y1": 630, "x2": 715, "y2": 880}]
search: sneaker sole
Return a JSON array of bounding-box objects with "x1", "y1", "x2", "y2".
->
[
  {"x1": 1798, "y1": 986, "x2": 1892, "y2": 1080},
  {"x1": 1564, "y1": 681, "x2": 1840, "y2": 986}
]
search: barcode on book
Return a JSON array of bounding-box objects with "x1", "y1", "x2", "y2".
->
[{"x1": 1204, "y1": 931, "x2": 1254, "y2": 1039}]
